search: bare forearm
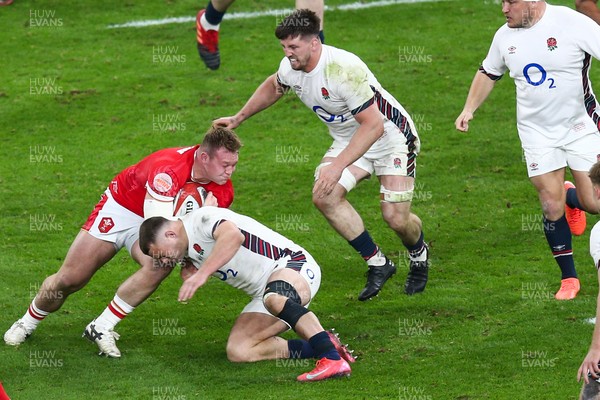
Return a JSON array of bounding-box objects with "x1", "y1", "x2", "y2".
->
[
  {"x1": 455, "y1": 70, "x2": 497, "y2": 132},
  {"x1": 330, "y1": 104, "x2": 383, "y2": 170},
  {"x1": 334, "y1": 122, "x2": 381, "y2": 169},
  {"x1": 234, "y1": 74, "x2": 284, "y2": 124},
  {"x1": 462, "y1": 71, "x2": 496, "y2": 115},
  {"x1": 198, "y1": 222, "x2": 244, "y2": 280}
]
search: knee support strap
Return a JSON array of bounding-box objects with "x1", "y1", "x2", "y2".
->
[
  {"x1": 263, "y1": 280, "x2": 301, "y2": 304},
  {"x1": 263, "y1": 280, "x2": 308, "y2": 329},
  {"x1": 380, "y1": 185, "x2": 414, "y2": 203},
  {"x1": 314, "y1": 162, "x2": 357, "y2": 192},
  {"x1": 277, "y1": 298, "x2": 310, "y2": 329}
]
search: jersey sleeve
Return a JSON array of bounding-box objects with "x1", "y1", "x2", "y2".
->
[
  {"x1": 590, "y1": 222, "x2": 600, "y2": 269},
  {"x1": 190, "y1": 207, "x2": 229, "y2": 241},
  {"x1": 146, "y1": 166, "x2": 181, "y2": 201},
  {"x1": 327, "y1": 58, "x2": 375, "y2": 114},
  {"x1": 276, "y1": 57, "x2": 292, "y2": 89},
  {"x1": 572, "y1": 10, "x2": 600, "y2": 60},
  {"x1": 480, "y1": 28, "x2": 508, "y2": 80}
]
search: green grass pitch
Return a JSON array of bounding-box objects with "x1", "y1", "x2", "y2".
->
[{"x1": 1, "y1": 0, "x2": 598, "y2": 398}]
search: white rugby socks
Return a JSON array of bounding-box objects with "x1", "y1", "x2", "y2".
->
[
  {"x1": 20, "y1": 297, "x2": 49, "y2": 329},
  {"x1": 94, "y1": 294, "x2": 135, "y2": 330}
]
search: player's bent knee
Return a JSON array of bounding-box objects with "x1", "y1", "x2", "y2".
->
[
  {"x1": 50, "y1": 272, "x2": 89, "y2": 294},
  {"x1": 263, "y1": 280, "x2": 301, "y2": 308},
  {"x1": 263, "y1": 281, "x2": 309, "y2": 327},
  {"x1": 314, "y1": 162, "x2": 357, "y2": 193},
  {"x1": 226, "y1": 341, "x2": 253, "y2": 363},
  {"x1": 383, "y1": 216, "x2": 410, "y2": 235}
]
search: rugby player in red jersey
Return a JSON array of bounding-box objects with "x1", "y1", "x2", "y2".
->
[{"x1": 4, "y1": 127, "x2": 241, "y2": 358}]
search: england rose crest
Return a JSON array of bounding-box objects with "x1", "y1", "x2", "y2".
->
[
  {"x1": 321, "y1": 87, "x2": 330, "y2": 100},
  {"x1": 547, "y1": 37, "x2": 557, "y2": 51}
]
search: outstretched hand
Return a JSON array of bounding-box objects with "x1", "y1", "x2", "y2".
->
[
  {"x1": 213, "y1": 116, "x2": 240, "y2": 130},
  {"x1": 178, "y1": 270, "x2": 208, "y2": 302}
]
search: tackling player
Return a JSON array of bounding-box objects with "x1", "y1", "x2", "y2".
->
[
  {"x1": 139, "y1": 207, "x2": 355, "y2": 382},
  {"x1": 455, "y1": 0, "x2": 600, "y2": 300},
  {"x1": 214, "y1": 9, "x2": 429, "y2": 301},
  {"x1": 196, "y1": 0, "x2": 325, "y2": 70},
  {"x1": 4, "y1": 127, "x2": 241, "y2": 357}
]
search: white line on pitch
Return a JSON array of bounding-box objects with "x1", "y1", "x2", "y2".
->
[{"x1": 107, "y1": 0, "x2": 445, "y2": 29}]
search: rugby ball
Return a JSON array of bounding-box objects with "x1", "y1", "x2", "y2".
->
[{"x1": 173, "y1": 182, "x2": 207, "y2": 216}]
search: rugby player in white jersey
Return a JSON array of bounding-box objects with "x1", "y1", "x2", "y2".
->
[
  {"x1": 578, "y1": 162, "x2": 600, "y2": 398},
  {"x1": 214, "y1": 9, "x2": 430, "y2": 300},
  {"x1": 138, "y1": 207, "x2": 355, "y2": 382},
  {"x1": 455, "y1": 0, "x2": 600, "y2": 300}
]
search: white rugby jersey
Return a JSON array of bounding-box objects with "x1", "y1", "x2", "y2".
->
[
  {"x1": 181, "y1": 207, "x2": 310, "y2": 297},
  {"x1": 591, "y1": 222, "x2": 600, "y2": 269},
  {"x1": 276, "y1": 44, "x2": 419, "y2": 154},
  {"x1": 481, "y1": 4, "x2": 600, "y2": 148}
]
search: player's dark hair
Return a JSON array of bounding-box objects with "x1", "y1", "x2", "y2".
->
[
  {"x1": 200, "y1": 126, "x2": 242, "y2": 157},
  {"x1": 590, "y1": 161, "x2": 600, "y2": 187},
  {"x1": 275, "y1": 9, "x2": 320, "y2": 41},
  {"x1": 139, "y1": 216, "x2": 169, "y2": 256}
]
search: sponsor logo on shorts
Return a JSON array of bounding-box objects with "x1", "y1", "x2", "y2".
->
[
  {"x1": 529, "y1": 162, "x2": 538, "y2": 171},
  {"x1": 98, "y1": 217, "x2": 114, "y2": 233},
  {"x1": 153, "y1": 173, "x2": 173, "y2": 193}
]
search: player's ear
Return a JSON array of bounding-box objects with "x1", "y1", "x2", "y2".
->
[
  {"x1": 311, "y1": 36, "x2": 318, "y2": 49},
  {"x1": 199, "y1": 151, "x2": 210, "y2": 162},
  {"x1": 594, "y1": 184, "x2": 600, "y2": 199}
]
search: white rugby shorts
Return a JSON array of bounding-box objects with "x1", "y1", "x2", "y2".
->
[
  {"x1": 82, "y1": 189, "x2": 143, "y2": 254},
  {"x1": 321, "y1": 124, "x2": 417, "y2": 178},
  {"x1": 523, "y1": 132, "x2": 600, "y2": 177}
]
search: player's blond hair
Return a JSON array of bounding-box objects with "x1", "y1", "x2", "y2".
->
[{"x1": 200, "y1": 126, "x2": 242, "y2": 157}]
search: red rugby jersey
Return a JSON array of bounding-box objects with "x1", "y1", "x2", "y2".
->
[{"x1": 108, "y1": 145, "x2": 234, "y2": 217}]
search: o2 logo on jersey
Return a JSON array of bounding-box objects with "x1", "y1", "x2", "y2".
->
[
  {"x1": 215, "y1": 268, "x2": 238, "y2": 281},
  {"x1": 312, "y1": 105, "x2": 347, "y2": 123},
  {"x1": 522, "y1": 63, "x2": 556, "y2": 89}
]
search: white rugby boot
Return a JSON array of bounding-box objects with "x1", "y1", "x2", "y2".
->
[
  {"x1": 4, "y1": 319, "x2": 35, "y2": 345},
  {"x1": 82, "y1": 319, "x2": 121, "y2": 358}
]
